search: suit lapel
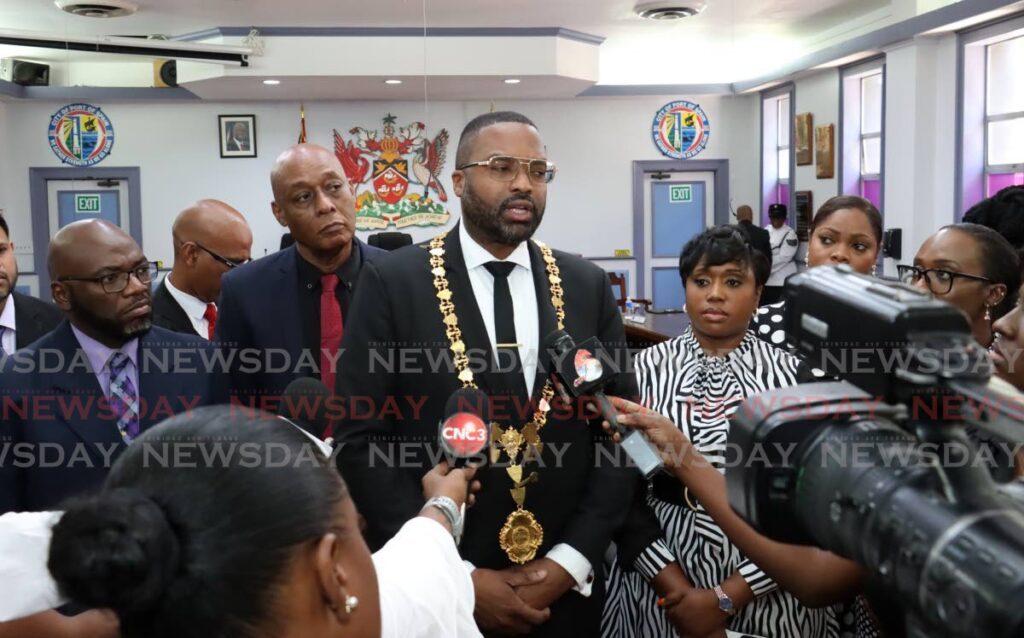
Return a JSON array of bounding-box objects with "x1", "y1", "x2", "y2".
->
[
  {"x1": 275, "y1": 248, "x2": 304, "y2": 359},
  {"x1": 42, "y1": 323, "x2": 123, "y2": 447},
  {"x1": 154, "y1": 281, "x2": 200, "y2": 337},
  {"x1": 528, "y1": 242, "x2": 559, "y2": 401}
]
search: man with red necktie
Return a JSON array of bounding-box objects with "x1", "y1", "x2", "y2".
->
[{"x1": 215, "y1": 144, "x2": 386, "y2": 408}]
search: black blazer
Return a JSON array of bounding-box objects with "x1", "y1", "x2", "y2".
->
[
  {"x1": 738, "y1": 220, "x2": 773, "y2": 271},
  {"x1": 334, "y1": 224, "x2": 641, "y2": 574},
  {"x1": 151, "y1": 279, "x2": 202, "y2": 338},
  {"x1": 0, "y1": 322, "x2": 222, "y2": 513},
  {"x1": 11, "y1": 291, "x2": 63, "y2": 350},
  {"x1": 215, "y1": 238, "x2": 385, "y2": 399}
]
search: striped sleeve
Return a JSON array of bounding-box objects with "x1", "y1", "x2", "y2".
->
[
  {"x1": 634, "y1": 538, "x2": 675, "y2": 582},
  {"x1": 737, "y1": 557, "x2": 779, "y2": 597}
]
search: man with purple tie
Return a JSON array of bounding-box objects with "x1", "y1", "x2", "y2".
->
[{"x1": 0, "y1": 219, "x2": 220, "y2": 514}]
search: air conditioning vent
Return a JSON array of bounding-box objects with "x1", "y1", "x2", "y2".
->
[{"x1": 54, "y1": 0, "x2": 139, "y2": 18}]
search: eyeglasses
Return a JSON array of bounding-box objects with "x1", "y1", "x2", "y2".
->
[
  {"x1": 456, "y1": 156, "x2": 557, "y2": 185},
  {"x1": 59, "y1": 261, "x2": 159, "y2": 294},
  {"x1": 897, "y1": 264, "x2": 993, "y2": 295},
  {"x1": 193, "y1": 242, "x2": 249, "y2": 269}
]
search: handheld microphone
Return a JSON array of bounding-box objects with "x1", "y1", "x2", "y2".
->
[
  {"x1": 280, "y1": 378, "x2": 333, "y2": 441},
  {"x1": 545, "y1": 329, "x2": 664, "y2": 478},
  {"x1": 438, "y1": 387, "x2": 492, "y2": 467}
]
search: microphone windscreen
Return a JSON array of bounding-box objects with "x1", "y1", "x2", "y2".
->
[
  {"x1": 443, "y1": 387, "x2": 490, "y2": 423},
  {"x1": 281, "y1": 377, "x2": 331, "y2": 436},
  {"x1": 545, "y1": 328, "x2": 575, "y2": 355},
  {"x1": 440, "y1": 388, "x2": 491, "y2": 459}
]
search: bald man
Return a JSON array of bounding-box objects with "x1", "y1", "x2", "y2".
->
[
  {"x1": 153, "y1": 200, "x2": 252, "y2": 338},
  {"x1": 0, "y1": 219, "x2": 220, "y2": 514},
  {"x1": 215, "y1": 144, "x2": 385, "y2": 404}
]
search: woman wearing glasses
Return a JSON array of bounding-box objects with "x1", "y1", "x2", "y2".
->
[
  {"x1": 751, "y1": 196, "x2": 882, "y2": 348},
  {"x1": 898, "y1": 223, "x2": 1020, "y2": 348}
]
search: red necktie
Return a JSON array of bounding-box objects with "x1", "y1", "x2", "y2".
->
[
  {"x1": 203, "y1": 303, "x2": 217, "y2": 340},
  {"x1": 320, "y1": 274, "x2": 344, "y2": 393}
]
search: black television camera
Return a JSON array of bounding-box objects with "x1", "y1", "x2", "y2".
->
[{"x1": 726, "y1": 265, "x2": 1024, "y2": 637}]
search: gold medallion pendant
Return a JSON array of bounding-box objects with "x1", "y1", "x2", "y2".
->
[{"x1": 499, "y1": 509, "x2": 544, "y2": 564}]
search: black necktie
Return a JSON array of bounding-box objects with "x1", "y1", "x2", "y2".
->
[{"x1": 484, "y1": 261, "x2": 529, "y2": 400}]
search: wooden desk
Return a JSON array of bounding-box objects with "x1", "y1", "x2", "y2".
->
[{"x1": 623, "y1": 312, "x2": 689, "y2": 346}]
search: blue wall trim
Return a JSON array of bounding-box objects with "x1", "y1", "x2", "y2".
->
[
  {"x1": 175, "y1": 26, "x2": 605, "y2": 45},
  {"x1": 21, "y1": 86, "x2": 199, "y2": 100},
  {"x1": 580, "y1": 83, "x2": 733, "y2": 97}
]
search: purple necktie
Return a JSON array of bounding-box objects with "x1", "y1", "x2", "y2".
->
[{"x1": 108, "y1": 352, "x2": 140, "y2": 443}]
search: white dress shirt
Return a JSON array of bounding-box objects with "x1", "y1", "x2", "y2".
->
[
  {"x1": 164, "y1": 275, "x2": 214, "y2": 339},
  {"x1": 0, "y1": 293, "x2": 16, "y2": 355},
  {"x1": 69, "y1": 325, "x2": 139, "y2": 399},
  {"x1": 458, "y1": 223, "x2": 595, "y2": 596}
]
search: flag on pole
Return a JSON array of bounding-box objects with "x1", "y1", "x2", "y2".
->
[{"x1": 298, "y1": 103, "x2": 307, "y2": 143}]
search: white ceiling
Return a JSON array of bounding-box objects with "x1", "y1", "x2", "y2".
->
[{"x1": 0, "y1": 0, "x2": 977, "y2": 96}]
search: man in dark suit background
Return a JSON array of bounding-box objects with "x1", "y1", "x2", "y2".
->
[
  {"x1": 0, "y1": 220, "x2": 220, "y2": 514},
  {"x1": 215, "y1": 143, "x2": 385, "y2": 403},
  {"x1": 152, "y1": 199, "x2": 252, "y2": 339},
  {"x1": 735, "y1": 204, "x2": 773, "y2": 272},
  {"x1": 0, "y1": 215, "x2": 63, "y2": 353},
  {"x1": 335, "y1": 112, "x2": 640, "y2": 636}
]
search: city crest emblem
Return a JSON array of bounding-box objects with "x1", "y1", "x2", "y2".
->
[
  {"x1": 334, "y1": 113, "x2": 452, "y2": 229},
  {"x1": 48, "y1": 103, "x2": 115, "y2": 167},
  {"x1": 651, "y1": 100, "x2": 710, "y2": 160}
]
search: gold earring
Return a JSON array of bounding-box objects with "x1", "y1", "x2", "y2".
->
[{"x1": 344, "y1": 595, "x2": 359, "y2": 614}]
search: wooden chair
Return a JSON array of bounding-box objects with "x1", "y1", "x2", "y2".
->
[{"x1": 607, "y1": 272, "x2": 652, "y2": 311}]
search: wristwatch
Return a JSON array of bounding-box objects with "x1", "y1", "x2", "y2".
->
[
  {"x1": 713, "y1": 584, "x2": 737, "y2": 617},
  {"x1": 423, "y1": 496, "x2": 464, "y2": 545}
]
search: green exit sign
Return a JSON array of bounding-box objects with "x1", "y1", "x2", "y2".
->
[
  {"x1": 669, "y1": 184, "x2": 692, "y2": 203},
  {"x1": 75, "y1": 194, "x2": 101, "y2": 214}
]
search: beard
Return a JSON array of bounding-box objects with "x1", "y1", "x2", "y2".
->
[
  {"x1": 460, "y1": 183, "x2": 545, "y2": 247},
  {"x1": 69, "y1": 290, "x2": 152, "y2": 344},
  {"x1": 0, "y1": 271, "x2": 14, "y2": 302}
]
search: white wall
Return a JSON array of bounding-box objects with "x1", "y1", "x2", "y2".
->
[
  {"x1": 793, "y1": 70, "x2": 840, "y2": 216},
  {"x1": 882, "y1": 34, "x2": 958, "y2": 275},
  {"x1": 0, "y1": 94, "x2": 757, "y2": 273}
]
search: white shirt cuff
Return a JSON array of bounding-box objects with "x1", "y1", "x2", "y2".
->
[{"x1": 546, "y1": 543, "x2": 594, "y2": 597}]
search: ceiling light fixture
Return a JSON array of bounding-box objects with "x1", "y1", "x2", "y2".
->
[
  {"x1": 634, "y1": 0, "x2": 706, "y2": 20},
  {"x1": 263, "y1": 79, "x2": 280, "y2": 85},
  {"x1": 54, "y1": 0, "x2": 138, "y2": 18},
  {"x1": 504, "y1": 78, "x2": 521, "y2": 84},
  {"x1": 384, "y1": 79, "x2": 403, "y2": 85}
]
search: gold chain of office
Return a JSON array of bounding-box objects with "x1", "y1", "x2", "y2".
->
[{"x1": 428, "y1": 232, "x2": 565, "y2": 564}]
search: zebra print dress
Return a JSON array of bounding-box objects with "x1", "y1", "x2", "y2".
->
[{"x1": 601, "y1": 327, "x2": 840, "y2": 638}]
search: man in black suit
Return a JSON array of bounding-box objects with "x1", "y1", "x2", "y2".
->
[
  {"x1": 334, "y1": 112, "x2": 638, "y2": 636},
  {"x1": 0, "y1": 215, "x2": 63, "y2": 352},
  {"x1": 0, "y1": 219, "x2": 220, "y2": 514},
  {"x1": 215, "y1": 143, "x2": 385, "y2": 403},
  {"x1": 152, "y1": 200, "x2": 252, "y2": 339},
  {"x1": 735, "y1": 204, "x2": 773, "y2": 272}
]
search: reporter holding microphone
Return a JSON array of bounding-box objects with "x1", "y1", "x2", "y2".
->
[
  {"x1": 0, "y1": 406, "x2": 487, "y2": 638},
  {"x1": 600, "y1": 227, "x2": 860, "y2": 638}
]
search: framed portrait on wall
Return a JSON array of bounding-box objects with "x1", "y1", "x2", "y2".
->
[
  {"x1": 219, "y1": 114, "x2": 257, "y2": 158},
  {"x1": 795, "y1": 112, "x2": 813, "y2": 165},
  {"x1": 815, "y1": 124, "x2": 835, "y2": 179}
]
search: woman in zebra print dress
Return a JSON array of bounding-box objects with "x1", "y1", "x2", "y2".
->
[{"x1": 602, "y1": 226, "x2": 862, "y2": 638}]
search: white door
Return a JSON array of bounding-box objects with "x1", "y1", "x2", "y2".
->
[
  {"x1": 46, "y1": 178, "x2": 130, "y2": 238},
  {"x1": 641, "y1": 170, "x2": 716, "y2": 309}
]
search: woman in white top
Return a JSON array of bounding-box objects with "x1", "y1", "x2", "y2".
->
[{"x1": 0, "y1": 407, "x2": 489, "y2": 638}]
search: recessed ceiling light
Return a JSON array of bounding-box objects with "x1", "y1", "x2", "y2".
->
[
  {"x1": 55, "y1": 0, "x2": 138, "y2": 18},
  {"x1": 384, "y1": 79, "x2": 403, "y2": 85},
  {"x1": 634, "y1": 0, "x2": 706, "y2": 20},
  {"x1": 504, "y1": 78, "x2": 521, "y2": 85},
  {"x1": 263, "y1": 79, "x2": 280, "y2": 85}
]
